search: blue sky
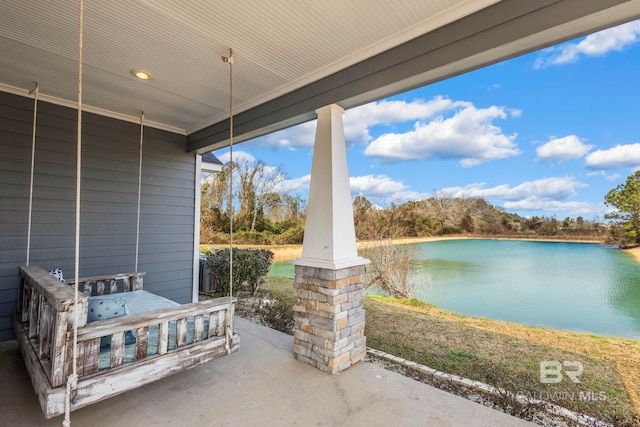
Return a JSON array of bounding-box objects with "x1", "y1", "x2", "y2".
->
[{"x1": 215, "y1": 20, "x2": 640, "y2": 220}]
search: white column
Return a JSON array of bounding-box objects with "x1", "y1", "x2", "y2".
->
[
  {"x1": 292, "y1": 104, "x2": 369, "y2": 374},
  {"x1": 293, "y1": 104, "x2": 368, "y2": 270}
]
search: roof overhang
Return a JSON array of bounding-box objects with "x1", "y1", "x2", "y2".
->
[
  {"x1": 201, "y1": 152, "x2": 223, "y2": 173},
  {"x1": 2, "y1": 0, "x2": 639, "y2": 154},
  {"x1": 187, "y1": 0, "x2": 640, "y2": 152}
]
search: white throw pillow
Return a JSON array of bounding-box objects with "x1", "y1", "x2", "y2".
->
[{"x1": 88, "y1": 296, "x2": 128, "y2": 322}]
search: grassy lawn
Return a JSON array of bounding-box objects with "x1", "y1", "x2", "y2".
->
[
  {"x1": 258, "y1": 276, "x2": 640, "y2": 425},
  {"x1": 260, "y1": 276, "x2": 295, "y2": 306}
]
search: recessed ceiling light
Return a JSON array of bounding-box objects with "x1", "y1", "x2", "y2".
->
[{"x1": 131, "y1": 69, "x2": 154, "y2": 80}]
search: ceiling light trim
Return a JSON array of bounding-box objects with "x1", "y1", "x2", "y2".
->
[{"x1": 131, "y1": 69, "x2": 155, "y2": 80}]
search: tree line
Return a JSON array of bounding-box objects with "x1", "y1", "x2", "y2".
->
[
  {"x1": 201, "y1": 157, "x2": 640, "y2": 246},
  {"x1": 353, "y1": 195, "x2": 605, "y2": 241},
  {"x1": 200, "y1": 158, "x2": 305, "y2": 244}
]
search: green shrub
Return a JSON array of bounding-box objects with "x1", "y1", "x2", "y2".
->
[
  {"x1": 276, "y1": 224, "x2": 305, "y2": 244},
  {"x1": 206, "y1": 248, "x2": 274, "y2": 295}
]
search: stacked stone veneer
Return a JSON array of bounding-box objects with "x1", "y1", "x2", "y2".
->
[{"x1": 293, "y1": 264, "x2": 367, "y2": 374}]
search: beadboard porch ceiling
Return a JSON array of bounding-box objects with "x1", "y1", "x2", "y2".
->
[{"x1": 1, "y1": 0, "x2": 640, "y2": 152}]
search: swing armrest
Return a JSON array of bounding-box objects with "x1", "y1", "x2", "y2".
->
[
  {"x1": 19, "y1": 265, "x2": 89, "y2": 314},
  {"x1": 16, "y1": 265, "x2": 90, "y2": 388}
]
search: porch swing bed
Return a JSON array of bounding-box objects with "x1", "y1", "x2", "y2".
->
[
  {"x1": 14, "y1": 265, "x2": 239, "y2": 419},
  {"x1": 12, "y1": 4, "x2": 242, "y2": 419}
]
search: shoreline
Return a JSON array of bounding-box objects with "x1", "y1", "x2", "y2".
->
[
  {"x1": 250, "y1": 235, "x2": 607, "y2": 261},
  {"x1": 625, "y1": 246, "x2": 640, "y2": 264},
  {"x1": 204, "y1": 235, "x2": 609, "y2": 262}
]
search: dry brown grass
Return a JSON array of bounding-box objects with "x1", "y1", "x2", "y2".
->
[
  {"x1": 366, "y1": 296, "x2": 640, "y2": 424},
  {"x1": 201, "y1": 243, "x2": 302, "y2": 261}
]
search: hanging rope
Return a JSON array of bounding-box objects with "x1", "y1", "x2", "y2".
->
[
  {"x1": 222, "y1": 48, "x2": 234, "y2": 354},
  {"x1": 135, "y1": 112, "x2": 144, "y2": 272},
  {"x1": 63, "y1": 0, "x2": 83, "y2": 425},
  {"x1": 26, "y1": 82, "x2": 39, "y2": 266}
]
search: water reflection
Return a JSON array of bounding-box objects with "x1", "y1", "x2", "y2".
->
[
  {"x1": 606, "y1": 252, "x2": 640, "y2": 334},
  {"x1": 410, "y1": 240, "x2": 640, "y2": 340},
  {"x1": 269, "y1": 240, "x2": 640, "y2": 339}
]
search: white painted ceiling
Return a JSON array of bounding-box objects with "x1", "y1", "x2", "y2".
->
[{"x1": 0, "y1": 0, "x2": 498, "y2": 133}]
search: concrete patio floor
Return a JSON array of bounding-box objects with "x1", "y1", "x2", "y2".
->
[{"x1": 0, "y1": 317, "x2": 535, "y2": 426}]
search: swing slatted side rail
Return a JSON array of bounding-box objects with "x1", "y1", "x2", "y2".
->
[
  {"x1": 14, "y1": 265, "x2": 239, "y2": 419},
  {"x1": 68, "y1": 271, "x2": 146, "y2": 296},
  {"x1": 16, "y1": 265, "x2": 89, "y2": 389}
]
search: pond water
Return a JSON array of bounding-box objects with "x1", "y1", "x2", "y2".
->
[{"x1": 268, "y1": 240, "x2": 640, "y2": 339}]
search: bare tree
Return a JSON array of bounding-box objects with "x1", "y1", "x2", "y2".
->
[
  {"x1": 234, "y1": 157, "x2": 259, "y2": 218},
  {"x1": 283, "y1": 193, "x2": 305, "y2": 222},
  {"x1": 361, "y1": 237, "x2": 415, "y2": 299},
  {"x1": 232, "y1": 158, "x2": 287, "y2": 231},
  {"x1": 200, "y1": 165, "x2": 233, "y2": 237},
  {"x1": 202, "y1": 165, "x2": 231, "y2": 213},
  {"x1": 250, "y1": 162, "x2": 287, "y2": 231},
  {"x1": 353, "y1": 196, "x2": 374, "y2": 239},
  {"x1": 359, "y1": 213, "x2": 415, "y2": 299},
  {"x1": 425, "y1": 190, "x2": 460, "y2": 233}
]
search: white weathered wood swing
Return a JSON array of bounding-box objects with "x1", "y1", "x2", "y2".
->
[{"x1": 13, "y1": 2, "x2": 239, "y2": 422}]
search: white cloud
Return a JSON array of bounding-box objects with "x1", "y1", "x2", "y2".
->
[
  {"x1": 535, "y1": 20, "x2": 640, "y2": 68},
  {"x1": 585, "y1": 143, "x2": 640, "y2": 169},
  {"x1": 349, "y1": 174, "x2": 423, "y2": 202},
  {"x1": 438, "y1": 177, "x2": 592, "y2": 215},
  {"x1": 503, "y1": 199, "x2": 594, "y2": 216},
  {"x1": 273, "y1": 173, "x2": 422, "y2": 204},
  {"x1": 536, "y1": 135, "x2": 593, "y2": 163},
  {"x1": 439, "y1": 177, "x2": 584, "y2": 201},
  {"x1": 507, "y1": 108, "x2": 522, "y2": 118},
  {"x1": 364, "y1": 104, "x2": 520, "y2": 166},
  {"x1": 344, "y1": 97, "x2": 469, "y2": 145},
  {"x1": 246, "y1": 168, "x2": 596, "y2": 215},
  {"x1": 244, "y1": 121, "x2": 316, "y2": 151},
  {"x1": 245, "y1": 97, "x2": 487, "y2": 150},
  {"x1": 350, "y1": 174, "x2": 405, "y2": 195},
  {"x1": 217, "y1": 150, "x2": 255, "y2": 164},
  {"x1": 273, "y1": 175, "x2": 311, "y2": 193},
  {"x1": 587, "y1": 170, "x2": 622, "y2": 181}
]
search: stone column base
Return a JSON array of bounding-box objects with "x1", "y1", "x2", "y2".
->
[{"x1": 292, "y1": 264, "x2": 367, "y2": 374}]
